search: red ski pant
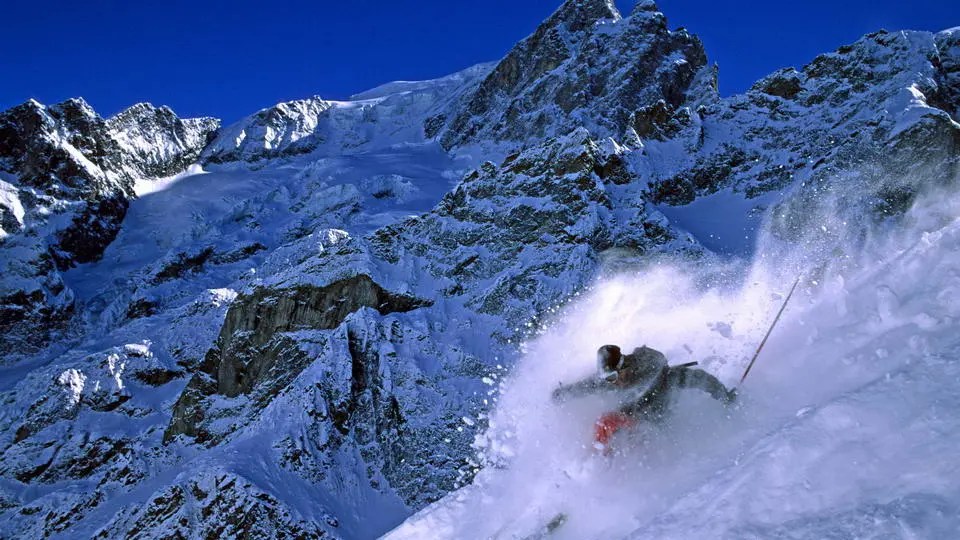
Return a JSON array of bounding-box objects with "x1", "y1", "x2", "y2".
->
[{"x1": 594, "y1": 412, "x2": 637, "y2": 446}]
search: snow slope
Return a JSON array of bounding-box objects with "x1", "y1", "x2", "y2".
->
[{"x1": 386, "y1": 156, "x2": 960, "y2": 540}]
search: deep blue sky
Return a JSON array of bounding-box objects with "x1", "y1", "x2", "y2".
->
[{"x1": 2, "y1": 1, "x2": 957, "y2": 124}]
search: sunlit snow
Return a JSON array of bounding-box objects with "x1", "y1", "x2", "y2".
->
[
  {"x1": 133, "y1": 163, "x2": 208, "y2": 196},
  {"x1": 387, "y1": 184, "x2": 960, "y2": 539}
]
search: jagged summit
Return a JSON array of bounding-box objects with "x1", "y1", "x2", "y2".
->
[
  {"x1": 433, "y1": 0, "x2": 714, "y2": 150},
  {"x1": 108, "y1": 102, "x2": 191, "y2": 128},
  {"x1": 107, "y1": 102, "x2": 220, "y2": 178},
  {"x1": 47, "y1": 96, "x2": 98, "y2": 116},
  {"x1": 0, "y1": 97, "x2": 218, "y2": 360},
  {"x1": 631, "y1": 0, "x2": 661, "y2": 13},
  {"x1": 541, "y1": 0, "x2": 622, "y2": 32},
  {"x1": 200, "y1": 96, "x2": 335, "y2": 164}
]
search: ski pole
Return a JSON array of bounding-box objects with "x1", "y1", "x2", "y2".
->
[
  {"x1": 672, "y1": 361, "x2": 699, "y2": 369},
  {"x1": 737, "y1": 276, "x2": 802, "y2": 388}
]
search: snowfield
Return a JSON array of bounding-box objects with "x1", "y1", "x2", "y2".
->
[{"x1": 386, "y1": 187, "x2": 960, "y2": 539}]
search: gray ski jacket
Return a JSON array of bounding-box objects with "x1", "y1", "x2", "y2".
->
[{"x1": 552, "y1": 347, "x2": 735, "y2": 422}]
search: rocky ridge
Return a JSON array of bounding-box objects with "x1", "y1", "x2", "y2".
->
[
  {"x1": 0, "y1": 2, "x2": 958, "y2": 539},
  {"x1": 433, "y1": 0, "x2": 717, "y2": 151},
  {"x1": 201, "y1": 63, "x2": 493, "y2": 165},
  {"x1": 107, "y1": 103, "x2": 220, "y2": 179}
]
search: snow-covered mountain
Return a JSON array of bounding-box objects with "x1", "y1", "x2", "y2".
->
[
  {"x1": 107, "y1": 103, "x2": 219, "y2": 179},
  {"x1": 1, "y1": 0, "x2": 958, "y2": 538},
  {"x1": 0, "y1": 98, "x2": 218, "y2": 362},
  {"x1": 201, "y1": 63, "x2": 493, "y2": 165},
  {"x1": 432, "y1": 0, "x2": 717, "y2": 152}
]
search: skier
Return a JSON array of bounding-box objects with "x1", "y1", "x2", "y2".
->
[{"x1": 551, "y1": 344, "x2": 737, "y2": 452}]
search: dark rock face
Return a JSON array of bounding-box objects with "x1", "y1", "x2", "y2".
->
[
  {"x1": 0, "y1": 98, "x2": 134, "y2": 359},
  {"x1": 0, "y1": 345, "x2": 171, "y2": 517},
  {"x1": 271, "y1": 316, "x2": 481, "y2": 510},
  {"x1": 0, "y1": 282, "x2": 73, "y2": 359},
  {"x1": 152, "y1": 246, "x2": 216, "y2": 283},
  {"x1": 436, "y1": 0, "x2": 715, "y2": 150},
  {"x1": 165, "y1": 274, "x2": 432, "y2": 443},
  {"x1": 52, "y1": 194, "x2": 130, "y2": 269},
  {"x1": 213, "y1": 274, "x2": 432, "y2": 397},
  {"x1": 372, "y1": 128, "x2": 689, "y2": 337},
  {"x1": 340, "y1": 326, "x2": 408, "y2": 495},
  {"x1": 0, "y1": 98, "x2": 133, "y2": 232},
  {"x1": 648, "y1": 28, "x2": 960, "y2": 213},
  {"x1": 933, "y1": 29, "x2": 960, "y2": 121},
  {"x1": 2, "y1": 100, "x2": 102, "y2": 188},
  {"x1": 753, "y1": 68, "x2": 804, "y2": 100},
  {"x1": 162, "y1": 275, "x2": 473, "y2": 512}
]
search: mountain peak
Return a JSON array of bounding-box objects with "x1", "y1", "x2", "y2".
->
[
  {"x1": 105, "y1": 103, "x2": 220, "y2": 179},
  {"x1": 545, "y1": 0, "x2": 622, "y2": 32},
  {"x1": 631, "y1": 0, "x2": 661, "y2": 14},
  {"x1": 435, "y1": 0, "x2": 711, "y2": 150},
  {"x1": 49, "y1": 97, "x2": 98, "y2": 119},
  {"x1": 21, "y1": 98, "x2": 44, "y2": 111}
]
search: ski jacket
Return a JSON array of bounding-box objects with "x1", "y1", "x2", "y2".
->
[{"x1": 552, "y1": 348, "x2": 735, "y2": 422}]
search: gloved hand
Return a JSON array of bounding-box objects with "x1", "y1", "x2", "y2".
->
[
  {"x1": 551, "y1": 384, "x2": 567, "y2": 403},
  {"x1": 725, "y1": 388, "x2": 738, "y2": 404}
]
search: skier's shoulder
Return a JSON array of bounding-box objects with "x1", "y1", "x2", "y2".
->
[
  {"x1": 624, "y1": 345, "x2": 667, "y2": 366},
  {"x1": 626, "y1": 345, "x2": 665, "y2": 357}
]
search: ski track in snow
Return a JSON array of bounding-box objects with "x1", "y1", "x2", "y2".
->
[{"x1": 386, "y1": 188, "x2": 960, "y2": 539}]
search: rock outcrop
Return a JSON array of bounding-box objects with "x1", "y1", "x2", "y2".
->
[
  {"x1": 0, "y1": 98, "x2": 133, "y2": 358},
  {"x1": 165, "y1": 274, "x2": 433, "y2": 445},
  {"x1": 162, "y1": 277, "x2": 482, "y2": 512},
  {"x1": 213, "y1": 274, "x2": 432, "y2": 398},
  {"x1": 92, "y1": 471, "x2": 337, "y2": 539},
  {"x1": 647, "y1": 28, "x2": 960, "y2": 231},
  {"x1": 371, "y1": 128, "x2": 694, "y2": 335}
]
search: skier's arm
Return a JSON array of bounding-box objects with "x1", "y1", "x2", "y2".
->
[
  {"x1": 669, "y1": 367, "x2": 737, "y2": 404},
  {"x1": 551, "y1": 377, "x2": 608, "y2": 403}
]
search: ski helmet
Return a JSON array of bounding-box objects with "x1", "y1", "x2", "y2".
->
[{"x1": 597, "y1": 345, "x2": 623, "y2": 380}]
